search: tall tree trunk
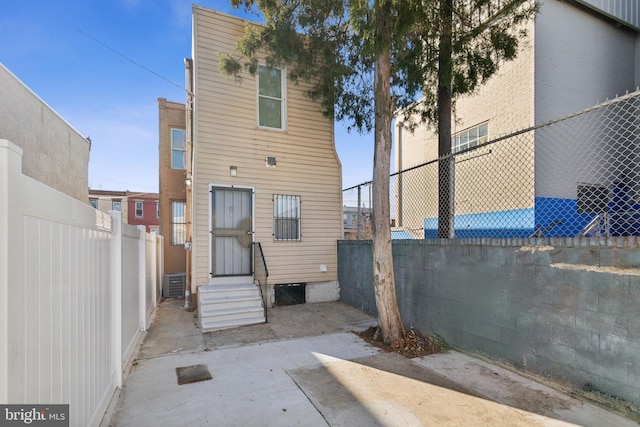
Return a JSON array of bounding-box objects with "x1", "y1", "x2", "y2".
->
[
  {"x1": 372, "y1": 0, "x2": 405, "y2": 345},
  {"x1": 437, "y1": 0, "x2": 455, "y2": 238}
]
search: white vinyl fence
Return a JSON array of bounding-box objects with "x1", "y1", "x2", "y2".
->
[{"x1": 0, "y1": 140, "x2": 164, "y2": 427}]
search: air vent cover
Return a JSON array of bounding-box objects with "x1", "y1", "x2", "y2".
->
[
  {"x1": 163, "y1": 273, "x2": 186, "y2": 298},
  {"x1": 266, "y1": 156, "x2": 276, "y2": 167}
]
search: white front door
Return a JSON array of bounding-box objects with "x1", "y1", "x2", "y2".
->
[{"x1": 210, "y1": 187, "x2": 253, "y2": 278}]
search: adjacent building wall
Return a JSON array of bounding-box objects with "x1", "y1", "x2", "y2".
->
[
  {"x1": 534, "y1": 0, "x2": 639, "y2": 210},
  {"x1": 0, "y1": 64, "x2": 90, "y2": 202},
  {"x1": 393, "y1": 19, "x2": 535, "y2": 236},
  {"x1": 338, "y1": 239, "x2": 640, "y2": 408},
  {"x1": 393, "y1": 1, "x2": 639, "y2": 238},
  {"x1": 89, "y1": 189, "x2": 129, "y2": 222},
  {"x1": 534, "y1": 0, "x2": 637, "y2": 125},
  {"x1": 127, "y1": 194, "x2": 159, "y2": 233},
  {"x1": 191, "y1": 7, "x2": 343, "y2": 297},
  {"x1": 158, "y1": 99, "x2": 187, "y2": 274}
]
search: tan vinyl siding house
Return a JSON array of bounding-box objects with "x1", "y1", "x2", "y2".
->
[{"x1": 189, "y1": 6, "x2": 342, "y2": 303}]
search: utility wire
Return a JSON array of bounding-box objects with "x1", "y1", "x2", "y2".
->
[{"x1": 58, "y1": 15, "x2": 186, "y2": 92}]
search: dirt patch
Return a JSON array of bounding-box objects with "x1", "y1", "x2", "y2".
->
[{"x1": 356, "y1": 326, "x2": 449, "y2": 358}]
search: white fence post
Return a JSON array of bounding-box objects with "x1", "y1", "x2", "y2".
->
[
  {"x1": 150, "y1": 231, "x2": 157, "y2": 308},
  {"x1": 156, "y1": 235, "x2": 164, "y2": 301},
  {"x1": 138, "y1": 226, "x2": 147, "y2": 332},
  {"x1": 109, "y1": 210, "x2": 123, "y2": 388},
  {"x1": 0, "y1": 140, "x2": 23, "y2": 403}
]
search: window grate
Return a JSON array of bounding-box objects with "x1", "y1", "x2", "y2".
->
[{"x1": 273, "y1": 194, "x2": 300, "y2": 241}]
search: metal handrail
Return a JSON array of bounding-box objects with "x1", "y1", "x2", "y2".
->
[{"x1": 253, "y1": 242, "x2": 269, "y2": 323}]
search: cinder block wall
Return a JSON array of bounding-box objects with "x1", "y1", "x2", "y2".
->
[{"x1": 338, "y1": 239, "x2": 640, "y2": 407}]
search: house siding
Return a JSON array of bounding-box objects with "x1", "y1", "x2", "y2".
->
[{"x1": 191, "y1": 7, "x2": 342, "y2": 290}]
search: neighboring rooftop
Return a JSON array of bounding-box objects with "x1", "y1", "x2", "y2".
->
[{"x1": 576, "y1": 0, "x2": 640, "y2": 31}]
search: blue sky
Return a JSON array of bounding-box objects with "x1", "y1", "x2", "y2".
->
[{"x1": 0, "y1": 0, "x2": 375, "y2": 193}]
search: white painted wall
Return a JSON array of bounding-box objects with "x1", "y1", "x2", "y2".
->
[
  {"x1": 636, "y1": 35, "x2": 640, "y2": 87},
  {"x1": 534, "y1": 0, "x2": 639, "y2": 200},
  {"x1": 535, "y1": 0, "x2": 637, "y2": 124}
]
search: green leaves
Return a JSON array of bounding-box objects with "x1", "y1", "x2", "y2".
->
[{"x1": 222, "y1": 0, "x2": 538, "y2": 133}]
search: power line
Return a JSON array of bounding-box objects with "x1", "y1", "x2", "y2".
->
[{"x1": 57, "y1": 15, "x2": 186, "y2": 92}]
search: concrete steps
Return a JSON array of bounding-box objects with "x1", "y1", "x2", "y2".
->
[{"x1": 197, "y1": 283, "x2": 265, "y2": 331}]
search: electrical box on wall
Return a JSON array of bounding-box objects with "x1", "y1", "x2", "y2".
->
[{"x1": 266, "y1": 156, "x2": 276, "y2": 167}]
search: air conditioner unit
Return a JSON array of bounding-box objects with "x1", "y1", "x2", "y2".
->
[{"x1": 163, "y1": 273, "x2": 186, "y2": 298}]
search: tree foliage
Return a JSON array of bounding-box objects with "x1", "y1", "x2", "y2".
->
[
  {"x1": 222, "y1": 0, "x2": 538, "y2": 132},
  {"x1": 222, "y1": 0, "x2": 538, "y2": 343}
]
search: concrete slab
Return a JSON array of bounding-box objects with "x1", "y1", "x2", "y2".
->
[
  {"x1": 289, "y1": 350, "x2": 637, "y2": 426},
  {"x1": 412, "y1": 352, "x2": 638, "y2": 427},
  {"x1": 102, "y1": 299, "x2": 637, "y2": 427},
  {"x1": 203, "y1": 301, "x2": 376, "y2": 350},
  {"x1": 106, "y1": 331, "x2": 379, "y2": 426},
  {"x1": 137, "y1": 298, "x2": 204, "y2": 359}
]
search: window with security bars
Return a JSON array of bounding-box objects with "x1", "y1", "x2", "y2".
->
[
  {"x1": 171, "y1": 201, "x2": 186, "y2": 245},
  {"x1": 273, "y1": 195, "x2": 300, "y2": 241}
]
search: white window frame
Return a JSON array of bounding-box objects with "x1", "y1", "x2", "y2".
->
[
  {"x1": 135, "y1": 201, "x2": 144, "y2": 218},
  {"x1": 257, "y1": 64, "x2": 286, "y2": 131},
  {"x1": 156, "y1": 201, "x2": 160, "y2": 219},
  {"x1": 171, "y1": 128, "x2": 186, "y2": 170},
  {"x1": 112, "y1": 200, "x2": 121, "y2": 211},
  {"x1": 273, "y1": 194, "x2": 300, "y2": 241},
  {"x1": 452, "y1": 122, "x2": 488, "y2": 153}
]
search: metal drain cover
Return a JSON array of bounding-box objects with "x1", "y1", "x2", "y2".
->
[{"x1": 176, "y1": 364, "x2": 212, "y2": 385}]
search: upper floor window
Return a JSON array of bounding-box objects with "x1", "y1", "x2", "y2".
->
[
  {"x1": 171, "y1": 128, "x2": 186, "y2": 169},
  {"x1": 453, "y1": 122, "x2": 488, "y2": 153},
  {"x1": 135, "y1": 201, "x2": 144, "y2": 218},
  {"x1": 90, "y1": 198, "x2": 98, "y2": 208},
  {"x1": 258, "y1": 65, "x2": 285, "y2": 130},
  {"x1": 112, "y1": 200, "x2": 121, "y2": 211},
  {"x1": 156, "y1": 201, "x2": 160, "y2": 219}
]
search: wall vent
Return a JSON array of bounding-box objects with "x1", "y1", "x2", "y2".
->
[{"x1": 266, "y1": 156, "x2": 277, "y2": 167}]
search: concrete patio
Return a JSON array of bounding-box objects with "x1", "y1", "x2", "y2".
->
[{"x1": 101, "y1": 298, "x2": 637, "y2": 426}]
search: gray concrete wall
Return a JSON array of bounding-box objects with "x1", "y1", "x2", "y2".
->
[
  {"x1": 0, "y1": 64, "x2": 90, "y2": 202},
  {"x1": 338, "y1": 239, "x2": 640, "y2": 407}
]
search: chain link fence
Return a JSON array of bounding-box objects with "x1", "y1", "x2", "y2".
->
[{"x1": 343, "y1": 90, "x2": 640, "y2": 241}]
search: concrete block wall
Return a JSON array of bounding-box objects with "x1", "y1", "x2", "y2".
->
[{"x1": 338, "y1": 239, "x2": 640, "y2": 407}]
